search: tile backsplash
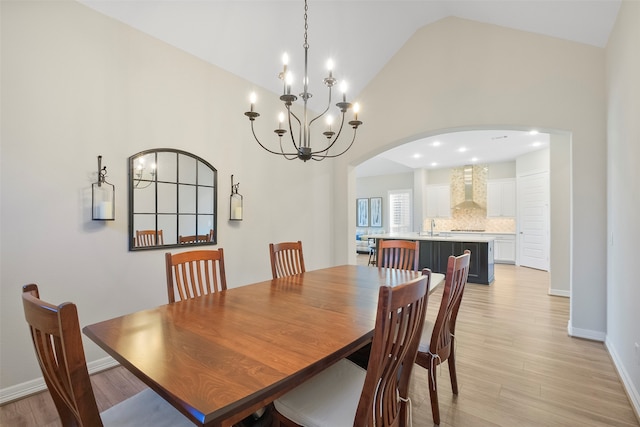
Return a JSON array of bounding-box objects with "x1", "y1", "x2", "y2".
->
[
  {"x1": 425, "y1": 216, "x2": 516, "y2": 233},
  {"x1": 424, "y1": 164, "x2": 516, "y2": 233}
]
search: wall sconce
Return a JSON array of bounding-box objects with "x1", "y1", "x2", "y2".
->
[
  {"x1": 92, "y1": 155, "x2": 115, "y2": 221},
  {"x1": 229, "y1": 175, "x2": 243, "y2": 221}
]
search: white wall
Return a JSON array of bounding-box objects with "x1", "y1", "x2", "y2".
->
[
  {"x1": 605, "y1": 0, "x2": 640, "y2": 413},
  {"x1": 0, "y1": 1, "x2": 334, "y2": 393},
  {"x1": 517, "y1": 148, "x2": 549, "y2": 174},
  {"x1": 333, "y1": 17, "x2": 607, "y2": 341},
  {"x1": 427, "y1": 168, "x2": 451, "y2": 185},
  {"x1": 549, "y1": 134, "x2": 572, "y2": 298},
  {"x1": 356, "y1": 172, "x2": 413, "y2": 232},
  {"x1": 487, "y1": 161, "x2": 516, "y2": 180}
]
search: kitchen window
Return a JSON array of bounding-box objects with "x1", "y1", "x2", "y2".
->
[{"x1": 388, "y1": 189, "x2": 412, "y2": 233}]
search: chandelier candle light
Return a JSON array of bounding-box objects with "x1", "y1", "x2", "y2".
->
[{"x1": 244, "y1": 0, "x2": 362, "y2": 162}]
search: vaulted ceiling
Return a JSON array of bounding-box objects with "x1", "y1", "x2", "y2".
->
[{"x1": 78, "y1": 0, "x2": 621, "y2": 175}]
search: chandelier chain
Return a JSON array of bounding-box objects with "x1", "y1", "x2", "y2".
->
[{"x1": 303, "y1": 0, "x2": 309, "y2": 49}]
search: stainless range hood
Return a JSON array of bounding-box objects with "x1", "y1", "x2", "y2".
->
[{"x1": 453, "y1": 165, "x2": 484, "y2": 210}]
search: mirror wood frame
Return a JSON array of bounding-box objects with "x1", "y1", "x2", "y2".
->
[{"x1": 128, "y1": 149, "x2": 217, "y2": 251}]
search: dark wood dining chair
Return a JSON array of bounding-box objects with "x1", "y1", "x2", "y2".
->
[
  {"x1": 165, "y1": 249, "x2": 227, "y2": 303},
  {"x1": 273, "y1": 270, "x2": 432, "y2": 427},
  {"x1": 135, "y1": 229, "x2": 163, "y2": 247},
  {"x1": 21, "y1": 284, "x2": 193, "y2": 427},
  {"x1": 178, "y1": 234, "x2": 210, "y2": 244},
  {"x1": 416, "y1": 250, "x2": 471, "y2": 425},
  {"x1": 377, "y1": 239, "x2": 420, "y2": 270},
  {"x1": 269, "y1": 241, "x2": 306, "y2": 279}
]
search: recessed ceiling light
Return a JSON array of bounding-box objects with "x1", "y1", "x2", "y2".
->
[
  {"x1": 458, "y1": 147, "x2": 467, "y2": 153},
  {"x1": 430, "y1": 162, "x2": 438, "y2": 167},
  {"x1": 432, "y1": 141, "x2": 441, "y2": 147},
  {"x1": 471, "y1": 157, "x2": 479, "y2": 162},
  {"x1": 532, "y1": 141, "x2": 542, "y2": 147},
  {"x1": 412, "y1": 153, "x2": 422, "y2": 159},
  {"x1": 529, "y1": 130, "x2": 539, "y2": 135}
]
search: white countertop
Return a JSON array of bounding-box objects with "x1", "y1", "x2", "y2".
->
[
  {"x1": 430, "y1": 273, "x2": 445, "y2": 291},
  {"x1": 441, "y1": 231, "x2": 516, "y2": 236},
  {"x1": 364, "y1": 233, "x2": 495, "y2": 243}
]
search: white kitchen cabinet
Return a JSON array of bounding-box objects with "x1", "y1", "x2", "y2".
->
[
  {"x1": 441, "y1": 232, "x2": 516, "y2": 263},
  {"x1": 487, "y1": 179, "x2": 516, "y2": 217},
  {"x1": 486, "y1": 233, "x2": 516, "y2": 263},
  {"x1": 426, "y1": 184, "x2": 451, "y2": 218}
]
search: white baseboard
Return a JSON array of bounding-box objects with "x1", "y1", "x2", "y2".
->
[
  {"x1": 0, "y1": 356, "x2": 118, "y2": 405},
  {"x1": 605, "y1": 338, "x2": 640, "y2": 421},
  {"x1": 549, "y1": 288, "x2": 570, "y2": 297},
  {"x1": 567, "y1": 320, "x2": 606, "y2": 341}
]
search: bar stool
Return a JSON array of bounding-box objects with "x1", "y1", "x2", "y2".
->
[{"x1": 367, "y1": 238, "x2": 377, "y2": 266}]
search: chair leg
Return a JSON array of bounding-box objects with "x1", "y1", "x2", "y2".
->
[
  {"x1": 448, "y1": 347, "x2": 459, "y2": 395},
  {"x1": 272, "y1": 408, "x2": 302, "y2": 427},
  {"x1": 428, "y1": 369, "x2": 440, "y2": 425}
]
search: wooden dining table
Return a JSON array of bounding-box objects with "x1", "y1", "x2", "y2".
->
[{"x1": 83, "y1": 265, "x2": 443, "y2": 426}]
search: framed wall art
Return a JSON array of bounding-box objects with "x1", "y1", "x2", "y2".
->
[
  {"x1": 357, "y1": 198, "x2": 369, "y2": 227},
  {"x1": 370, "y1": 197, "x2": 382, "y2": 227}
]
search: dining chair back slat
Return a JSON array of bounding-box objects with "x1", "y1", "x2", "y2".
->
[
  {"x1": 178, "y1": 234, "x2": 210, "y2": 244},
  {"x1": 269, "y1": 241, "x2": 306, "y2": 279},
  {"x1": 136, "y1": 229, "x2": 163, "y2": 247},
  {"x1": 165, "y1": 249, "x2": 227, "y2": 303},
  {"x1": 377, "y1": 239, "x2": 420, "y2": 271}
]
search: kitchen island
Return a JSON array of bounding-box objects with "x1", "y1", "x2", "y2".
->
[{"x1": 365, "y1": 233, "x2": 494, "y2": 285}]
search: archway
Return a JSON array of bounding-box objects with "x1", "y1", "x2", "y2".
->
[{"x1": 349, "y1": 126, "x2": 571, "y2": 298}]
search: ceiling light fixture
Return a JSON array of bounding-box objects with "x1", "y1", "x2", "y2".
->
[{"x1": 244, "y1": 0, "x2": 362, "y2": 162}]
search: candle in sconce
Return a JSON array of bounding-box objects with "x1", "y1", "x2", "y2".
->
[
  {"x1": 353, "y1": 103, "x2": 360, "y2": 121},
  {"x1": 340, "y1": 81, "x2": 347, "y2": 102},
  {"x1": 98, "y1": 201, "x2": 113, "y2": 220},
  {"x1": 234, "y1": 206, "x2": 243, "y2": 220},
  {"x1": 278, "y1": 112, "x2": 285, "y2": 129},
  {"x1": 249, "y1": 92, "x2": 256, "y2": 112}
]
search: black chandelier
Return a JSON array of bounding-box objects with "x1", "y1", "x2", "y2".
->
[{"x1": 244, "y1": 0, "x2": 362, "y2": 162}]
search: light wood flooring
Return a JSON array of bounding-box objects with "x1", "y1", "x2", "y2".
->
[{"x1": 2, "y1": 261, "x2": 639, "y2": 427}]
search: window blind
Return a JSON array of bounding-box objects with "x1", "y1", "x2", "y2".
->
[{"x1": 388, "y1": 190, "x2": 412, "y2": 233}]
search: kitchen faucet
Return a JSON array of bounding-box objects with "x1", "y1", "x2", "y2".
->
[{"x1": 430, "y1": 219, "x2": 436, "y2": 236}]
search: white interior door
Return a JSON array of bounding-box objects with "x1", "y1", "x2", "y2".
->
[{"x1": 517, "y1": 172, "x2": 549, "y2": 270}]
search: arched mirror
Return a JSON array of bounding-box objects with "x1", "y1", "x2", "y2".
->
[{"x1": 128, "y1": 149, "x2": 217, "y2": 251}]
